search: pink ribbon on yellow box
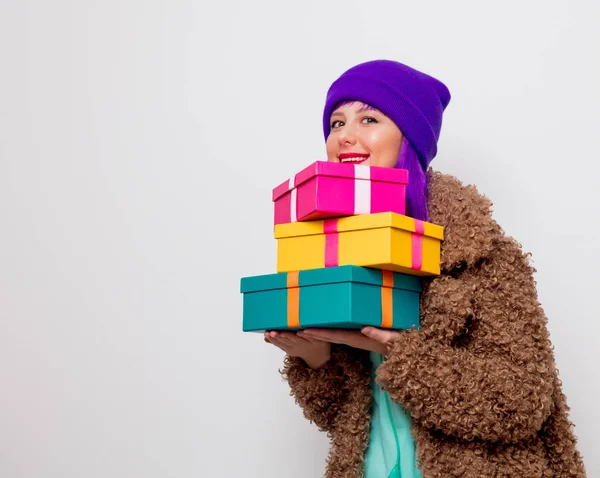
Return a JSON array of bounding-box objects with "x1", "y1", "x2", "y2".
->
[{"x1": 275, "y1": 212, "x2": 444, "y2": 277}]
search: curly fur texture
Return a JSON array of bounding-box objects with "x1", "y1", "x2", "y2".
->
[{"x1": 279, "y1": 171, "x2": 587, "y2": 477}]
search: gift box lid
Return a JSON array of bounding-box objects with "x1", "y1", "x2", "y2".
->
[
  {"x1": 272, "y1": 161, "x2": 409, "y2": 202},
  {"x1": 240, "y1": 265, "x2": 422, "y2": 294},
  {"x1": 274, "y1": 211, "x2": 445, "y2": 240}
]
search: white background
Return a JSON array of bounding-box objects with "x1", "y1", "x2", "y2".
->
[{"x1": 1, "y1": 1, "x2": 598, "y2": 476}]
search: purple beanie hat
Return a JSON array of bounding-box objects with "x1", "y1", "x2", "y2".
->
[{"x1": 322, "y1": 60, "x2": 451, "y2": 170}]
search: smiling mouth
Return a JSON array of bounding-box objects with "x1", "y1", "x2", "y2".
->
[{"x1": 338, "y1": 153, "x2": 370, "y2": 164}]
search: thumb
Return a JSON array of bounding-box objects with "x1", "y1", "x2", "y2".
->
[{"x1": 361, "y1": 326, "x2": 393, "y2": 344}]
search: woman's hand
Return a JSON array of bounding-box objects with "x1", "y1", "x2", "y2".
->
[
  {"x1": 301, "y1": 326, "x2": 402, "y2": 356},
  {"x1": 264, "y1": 330, "x2": 332, "y2": 369}
]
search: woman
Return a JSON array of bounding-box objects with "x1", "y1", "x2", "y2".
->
[{"x1": 264, "y1": 60, "x2": 586, "y2": 477}]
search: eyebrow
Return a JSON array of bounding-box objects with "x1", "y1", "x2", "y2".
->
[
  {"x1": 331, "y1": 103, "x2": 379, "y2": 118},
  {"x1": 332, "y1": 104, "x2": 377, "y2": 116},
  {"x1": 357, "y1": 104, "x2": 377, "y2": 112}
]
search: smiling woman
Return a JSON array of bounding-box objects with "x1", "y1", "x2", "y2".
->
[
  {"x1": 325, "y1": 100, "x2": 430, "y2": 222},
  {"x1": 264, "y1": 59, "x2": 587, "y2": 478},
  {"x1": 326, "y1": 101, "x2": 404, "y2": 168}
]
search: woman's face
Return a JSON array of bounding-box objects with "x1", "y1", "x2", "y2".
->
[{"x1": 326, "y1": 101, "x2": 403, "y2": 168}]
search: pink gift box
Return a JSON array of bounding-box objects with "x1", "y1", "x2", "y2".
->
[{"x1": 272, "y1": 161, "x2": 409, "y2": 226}]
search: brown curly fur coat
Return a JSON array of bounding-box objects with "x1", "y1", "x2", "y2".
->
[{"x1": 280, "y1": 171, "x2": 586, "y2": 477}]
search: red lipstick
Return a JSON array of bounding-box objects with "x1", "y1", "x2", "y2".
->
[{"x1": 338, "y1": 153, "x2": 369, "y2": 159}]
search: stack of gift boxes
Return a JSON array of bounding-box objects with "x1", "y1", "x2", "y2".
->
[{"x1": 240, "y1": 161, "x2": 445, "y2": 332}]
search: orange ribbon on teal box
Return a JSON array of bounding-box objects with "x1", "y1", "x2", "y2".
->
[{"x1": 241, "y1": 265, "x2": 422, "y2": 332}]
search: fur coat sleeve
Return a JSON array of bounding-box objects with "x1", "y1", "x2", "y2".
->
[
  {"x1": 280, "y1": 344, "x2": 370, "y2": 433},
  {"x1": 377, "y1": 172, "x2": 557, "y2": 444}
]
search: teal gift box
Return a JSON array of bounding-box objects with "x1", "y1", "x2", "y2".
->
[{"x1": 240, "y1": 265, "x2": 422, "y2": 332}]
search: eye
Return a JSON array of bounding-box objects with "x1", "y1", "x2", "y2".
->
[
  {"x1": 331, "y1": 120, "x2": 344, "y2": 129},
  {"x1": 362, "y1": 116, "x2": 378, "y2": 124}
]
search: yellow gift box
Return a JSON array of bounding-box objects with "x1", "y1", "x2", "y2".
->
[{"x1": 274, "y1": 212, "x2": 444, "y2": 276}]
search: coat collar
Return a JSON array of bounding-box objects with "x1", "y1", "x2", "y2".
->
[{"x1": 426, "y1": 170, "x2": 502, "y2": 272}]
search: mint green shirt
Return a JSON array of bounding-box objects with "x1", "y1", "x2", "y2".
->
[{"x1": 364, "y1": 352, "x2": 422, "y2": 478}]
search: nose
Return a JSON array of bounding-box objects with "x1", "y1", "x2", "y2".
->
[{"x1": 338, "y1": 123, "x2": 357, "y2": 146}]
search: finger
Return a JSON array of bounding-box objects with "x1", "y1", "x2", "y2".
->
[
  {"x1": 303, "y1": 329, "x2": 361, "y2": 345},
  {"x1": 361, "y1": 326, "x2": 401, "y2": 345},
  {"x1": 277, "y1": 331, "x2": 304, "y2": 344},
  {"x1": 301, "y1": 334, "x2": 330, "y2": 342},
  {"x1": 267, "y1": 330, "x2": 293, "y2": 341},
  {"x1": 304, "y1": 329, "x2": 385, "y2": 354},
  {"x1": 297, "y1": 331, "x2": 324, "y2": 343},
  {"x1": 277, "y1": 334, "x2": 296, "y2": 345},
  {"x1": 295, "y1": 330, "x2": 311, "y2": 340},
  {"x1": 268, "y1": 336, "x2": 290, "y2": 352},
  {"x1": 301, "y1": 329, "x2": 342, "y2": 343},
  {"x1": 302, "y1": 328, "x2": 339, "y2": 338},
  {"x1": 309, "y1": 329, "x2": 354, "y2": 345}
]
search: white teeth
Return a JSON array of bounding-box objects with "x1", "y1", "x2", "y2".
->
[{"x1": 340, "y1": 157, "x2": 368, "y2": 163}]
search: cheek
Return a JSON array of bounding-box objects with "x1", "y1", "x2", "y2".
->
[
  {"x1": 365, "y1": 130, "x2": 402, "y2": 167},
  {"x1": 325, "y1": 136, "x2": 338, "y2": 161}
]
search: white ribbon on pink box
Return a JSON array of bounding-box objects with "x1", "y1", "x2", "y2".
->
[
  {"x1": 286, "y1": 164, "x2": 372, "y2": 221},
  {"x1": 272, "y1": 161, "x2": 408, "y2": 225},
  {"x1": 353, "y1": 164, "x2": 371, "y2": 215}
]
